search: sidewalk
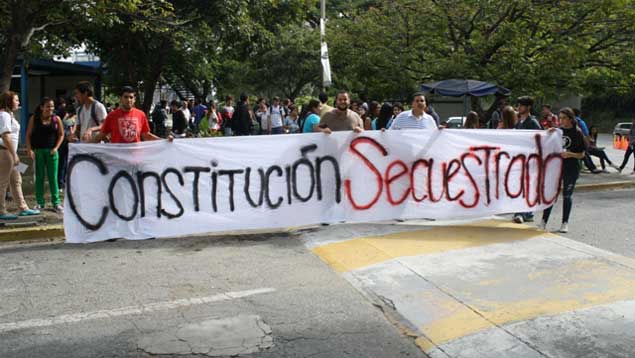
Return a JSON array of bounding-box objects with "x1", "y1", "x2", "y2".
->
[
  {"x1": 577, "y1": 170, "x2": 635, "y2": 191},
  {"x1": 303, "y1": 219, "x2": 635, "y2": 358},
  {"x1": 0, "y1": 194, "x2": 64, "y2": 241}
]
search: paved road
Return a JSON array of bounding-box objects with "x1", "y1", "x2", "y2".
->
[
  {"x1": 536, "y1": 188, "x2": 635, "y2": 257},
  {"x1": 1, "y1": 188, "x2": 632, "y2": 358},
  {"x1": 0, "y1": 232, "x2": 426, "y2": 358}
]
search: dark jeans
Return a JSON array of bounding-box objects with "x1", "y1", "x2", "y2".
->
[
  {"x1": 619, "y1": 145, "x2": 635, "y2": 171},
  {"x1": 543, "y1": 166, "x2": 579, "y2": 224},
  {"x1": 582, "y1": 153, "x2": 597, "y2": 171},
  {"x1": 588, "y1": 147, "x2": 613, "y2": 169},
  {"x1": 58, "y1": 140, "x2": 69, "y2": 188},
  {"x1": 271, "y1": 126, "x2": 284, "y2": 134}
]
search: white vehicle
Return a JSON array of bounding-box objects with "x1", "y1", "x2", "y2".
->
[
  {"x1": 613, "y1": 122, "x2": 633, "y2": 137},
  {"x1": 444, "y1": 116, "x2": 466, "y2": 128}
]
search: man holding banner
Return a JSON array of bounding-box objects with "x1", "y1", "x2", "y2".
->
[
  {"x1": 318, "y1": 91, "x2": 364, "y2": 134},
  {"x1": 88, "y1": 86, "x2": 166, "y2": 144},
  {"x1": 513, "y1": 96, "x2": 541, "y2": 224},
  {"x1": 389, "y1": 92, "x2": 438, "y2": 130}
]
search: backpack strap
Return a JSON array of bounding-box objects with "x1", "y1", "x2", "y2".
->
[
  {"x1": 51, "y1": 115, "x2": 60, "y2": 132},
  {"x1": 76, "y1": 101, "x2": 100, "y2": 127},
  {"x1": 90, "y1": 102, "x2": 98, "y2": 127}
]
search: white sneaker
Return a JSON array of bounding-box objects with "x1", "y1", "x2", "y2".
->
[
  {"x1": 33, "y1": 204, "x2": 44, "y2": 211},
  {"x1": 559, "y1": 223, "x2": 569, "y2": 233},
  {"x1": 537, "y1": 221, "x2": 547, "y2": 231},
  {"x1": 513, "y1": 215, "x2": 524, "y2": 224},
  {"x1": 53, "y1": 204, "x2": 64, "y2": 214}
]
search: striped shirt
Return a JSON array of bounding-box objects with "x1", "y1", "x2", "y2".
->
[{"x1": 388, "y1": 110, "x2": 437, "y2": 130}]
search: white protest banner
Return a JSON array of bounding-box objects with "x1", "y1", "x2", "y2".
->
[{"x1": 64, "y1": 130, "x2": 563, "y2": 243}]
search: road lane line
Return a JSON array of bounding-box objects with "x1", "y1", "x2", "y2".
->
[{"x1": 0, "y1": 287, "x2": 276, "y2": 333}]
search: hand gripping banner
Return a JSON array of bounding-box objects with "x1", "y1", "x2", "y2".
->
[{"x1": 64, "y1": 130, "x2": 563, "y2": 243}]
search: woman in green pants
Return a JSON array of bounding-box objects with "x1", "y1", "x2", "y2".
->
[{"x1": 26, "y1": 97, "x2": 64, "y2": 213}]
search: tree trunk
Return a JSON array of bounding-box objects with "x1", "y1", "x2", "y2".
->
[
  {"x1": 142, "y1": 78, "x2": 157, "y2": 115},
  {"x1": 0, "y1": 34, "x2": 22, "y2": 93},
  {"x1": 483, "y1": 93, "x2": 508, "y2": 123},
  {"x1": 470, "y1": 96, "x2": 484, "y2": 122},
  {"x1": 141, "y1": 38, "x2": 170, "y2": 114}
]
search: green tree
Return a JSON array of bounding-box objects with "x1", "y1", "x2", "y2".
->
[
  {"x1": 327, "y1": 0, "x2": 635, "y2": 117},
  {"x1": 0, "y1": 0, "x2": 81, "y2": 91},
  {"x1": 219, "y1": 23, "x2": 322, "y2": 100}
]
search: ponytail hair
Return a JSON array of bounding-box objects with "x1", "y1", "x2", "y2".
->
[{"x1": 34, "y1": 97, "x2": 54, "y2": 122}]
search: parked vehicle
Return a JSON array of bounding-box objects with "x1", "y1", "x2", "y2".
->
[
  {"x1": 613, "y1": 122, "x2": 633, "y2": 137},
  {"x1": 443, "y1": 116, "x2": 466, "y2": 129}
]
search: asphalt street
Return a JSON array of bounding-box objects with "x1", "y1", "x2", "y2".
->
[
  {"x1": 537, "y1": 188, "x2": 635, "y2": 257},
  {"x1": 0, "y1": 188, "x2": 632, "y2": 358},
  {"x1": 0, "y1": 231, "x2": 426, "y2": 358}
]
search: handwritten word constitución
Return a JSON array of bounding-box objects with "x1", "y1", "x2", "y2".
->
[{"x1": 67, "y1": 134, "x2": 562, "y2": 231}]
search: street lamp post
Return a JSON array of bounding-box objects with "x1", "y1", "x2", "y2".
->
[{"x1": 320, "y1": 0, "x2": 332, "y2": 89}]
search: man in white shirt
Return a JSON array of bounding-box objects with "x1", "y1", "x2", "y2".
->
[
  {"x1": 389, "y1": 92, "x2": 438, "y2": 130},
  {"x1": 181, "y1": 100, "x2": 191, "y2": 126},
  {"x1": 268, "y1": 96, "x2": 285, "y2": 134},
  {"x1": 72, "y1": 81, "x2": 107, "y2": 142}
]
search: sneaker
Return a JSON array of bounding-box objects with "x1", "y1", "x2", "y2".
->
[
  {"x1": 18, "y1": 208, "x2": 40, "y2": 216},
  {"x1": 537, "y1": 221, "x2": 547, "y2": 231},
  {"x1": 559, "y1": 223, "x2": 569, "y2": 233},
  {"x1": 617, "y1": 167, "x2": 623, "y2": 174},
  {"x1": 33, "y1": 204, "x2": 44, "y2": 211},
  {"x1": 53, "y1": 204, "x2": 64, "y2": 214},
  {"x1": 513, "y1": 215, "x2": 524, "y2": 224},
  {"x1": 0, "y1": 213, "x2": 18, "y2": 220},
  {"x1": 524, "y1": 215, "x2": 534, "y2": 223}
]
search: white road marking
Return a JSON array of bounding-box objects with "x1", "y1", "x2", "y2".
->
[{"x1": 0, "y1": 287, "x2": 276, "y2": 333}]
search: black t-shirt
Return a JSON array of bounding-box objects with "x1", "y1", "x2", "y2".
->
[
  {"x1": 31, "y1": 117, "x2": 59, "y2": 149},
  {"x1": 172, "y1": 110, "x2": 187, "y2": 134},
  {"x1": 561, "y1": 126, "x2": 585, "y2": 172}
]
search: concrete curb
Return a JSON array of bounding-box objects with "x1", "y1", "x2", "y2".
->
[
  {"x1": 0, "y1": 225, "x2": 64, "y2": 242},
  {"x1": 576, "y1": 180, "x2": 635, "y2": 192}
]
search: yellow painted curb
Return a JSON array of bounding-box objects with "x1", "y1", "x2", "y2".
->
[
  {"x1": 312, "y1": 220, "x2": 556, "y2": 273},
  {"x1": 0, "y1": 225, "x2": 65, "y2": 242}
]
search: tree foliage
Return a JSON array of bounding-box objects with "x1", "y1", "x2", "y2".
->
[
  {"x1": 2, "y1": 0, "x2": 635, "y2": 118},
  {"x1": 327, "y1": 0, "x2": 635, "y2": 113}
]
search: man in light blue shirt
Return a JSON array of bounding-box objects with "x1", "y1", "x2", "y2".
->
[{"x1": 389, "y1": 92, "x2": 438, "y2": 130}]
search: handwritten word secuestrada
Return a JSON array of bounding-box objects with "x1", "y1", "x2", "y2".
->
[
  {"x1": 344, "y1": 134, "x2": 562, "y2": 210},
  {"x1": 66, "y1": 135, "x2": 562, "y2": 231}
]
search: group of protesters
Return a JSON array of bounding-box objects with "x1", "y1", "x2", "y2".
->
[{"x1": 1, "y1": 81, "x2": 634, "y2": 234}]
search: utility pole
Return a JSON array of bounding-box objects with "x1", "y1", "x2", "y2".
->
[{"x1": 320, "y1": 0, "x2": 332, "y2": 90}]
